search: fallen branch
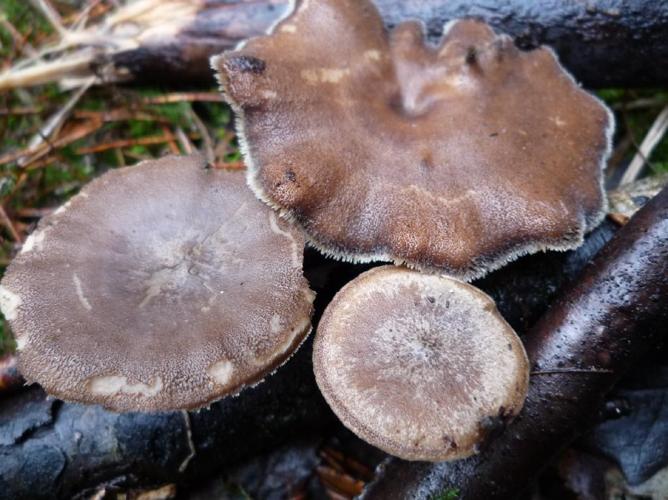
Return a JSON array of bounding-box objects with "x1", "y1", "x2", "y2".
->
[
  {"x1": 1, "y1": 0, "x2": 667, "y2": 90},
  {"x1": 361, "y1": 187, "x2": 668, "y2": 500},
  {"x1": 0, "y1": 345, "x2": 334, "y2": 500}
]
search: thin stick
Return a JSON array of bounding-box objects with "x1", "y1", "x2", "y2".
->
[
  {"x1": 620, "y1": 105, "x2": 668, "y2": 185},
  {"x1": 25, "y1": 77, "x2": 94, "y2": 153},
  {"x1": 187, "y1": 105, "x2": 215, "y2": 163},
  {"x1": 142, "y1": 92, "x2": 224, "y2": 104},
  {"x1": 29, "y1": 0, "x2": 67, "y2": 36},
  {"x1": 0, "y1": 205, "x2": 22, "y2": 243},
  {"x1": 0, "y1": 55, "x2": 93, "y2": 91},
  {"x1": 175, "y1": 127, "x2": 195, "y2": 154},
  {"x1": 161, "y1": 125, "x2": 181, "y2": 155},
  {"x1": 0, "y1": 19, "x2": 37, "y2": 57},
  {"x1": 75, "y1": 134, "x2": 177, "y2": 154}
]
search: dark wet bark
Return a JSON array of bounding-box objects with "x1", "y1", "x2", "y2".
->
[
  {"x1": 0, "y1": 344, "x2": 334, "y2": 500},
  {"x1": 362, "y1": 188, "x2": 668, "y2": 500},
  {"x1": 109, "y1": 0, "x2": 668, "y2": 88}
]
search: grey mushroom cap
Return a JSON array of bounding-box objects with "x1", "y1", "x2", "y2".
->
[
  {"x1": 0, "y1": 154, "x2": 315, "y2": 412},
  {"x1": 313, "y1": 266, "x2": 529, "y2": 462}
]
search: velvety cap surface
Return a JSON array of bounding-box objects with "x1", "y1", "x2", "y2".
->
[
  {"x1": 0, "y1": 155, "x2": 314, "y2": 411},
  {"x1": 215, "y1": 0, "x2": 614, "y2": 280},
  {"x1": 313, "y1": 266, "x2": 529, "y2": 461}
]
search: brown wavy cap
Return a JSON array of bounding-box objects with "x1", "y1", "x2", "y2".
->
[
  {"x1": 213, "y1": 0, "x2": 614, "y2": 281},
  {"x1": 0, "y1": 155, "x2": 314, "y2": 412}
]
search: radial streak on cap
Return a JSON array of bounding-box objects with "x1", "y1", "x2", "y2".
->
[
  {"x1": 213, "y1": 0, "x2": 614, "y2": 281},
  {"x1": 313, "y1": 266, "x2": 529, "y2": 461},
  {"x1": 0, "y1": 154, "x2": 315, "y2": 412}
]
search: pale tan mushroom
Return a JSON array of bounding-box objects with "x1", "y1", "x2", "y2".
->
[
  {"x1": 313, "y1": 266, "x2": 529, "y2": 461},
  {"x1": 0, "y1": 155, "x2": 315, "y2": 412},
  {"x1": 214, "y1": 0, "x2": 614, "y2": 280}
]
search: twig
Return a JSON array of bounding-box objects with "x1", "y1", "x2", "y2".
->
[
  {"x1": 0, "y1": 205, "x2": 22, "y2": 243},
  {"x1": 612, "y1": 97, "x2": 668, "y2": 111},
  {"x1": 0, "y1": 106, "x2": 42, "y2": 116},
  {"x1": 0, "y1": 54, "x2": 93, "y2": 91},
  {"x1": 15, "y1": 207, "x2": 55, "y2": 218},
  {"x1": 142, "y1": 92, "x2": 225, "y2": 104},
  {"x1": 75, "y1": 133, "x2": 177, "y2": 154},
  {"x1": 187, "y1": 104, "x2": 215, "y2": 163},
  {"x1": 175, "y1": 127, "x2": 195, "y2": 154},
  {"x1": 161, "y1": 125, "x2": 181, "y2": 155},
  {"x1": 74, "y1": 108, "x2": 165, "y2": 123},
  {"x1": 0, "y1": 118, "x2": 103, "y2": 167},
  {"x1": 178, "y1": 411, "x2": 196, "y2": 473},
  {"x1": 29, "y1": 0, "x2": 67, "y2": 36},
  {"x1": 620, "y1": 105, "x2": 668, "y2": 185},
  {"x1": 24, "y1": 77, "x2": 94, "y2": 158},
  {"x1": 0, "y1": 18, "x2": 37, "y2": 57},
  {"x1": 69, "y1": 0, "x2": 107, "y2": 31}
]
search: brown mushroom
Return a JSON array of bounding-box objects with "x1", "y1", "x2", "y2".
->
[
  {"x1": 313, "y1": 266, "x2": 529, "y2": 461},
  {"x1": 0, "y1": 155, "x2": 315, "y2": 412},
  {"x1": 213, "y1": 0, "x2": 614, "y2": 280}
]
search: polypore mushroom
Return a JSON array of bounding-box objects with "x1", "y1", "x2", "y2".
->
[
  {"x1": 213, "y1": 0, "x2": 614, "y2": 280},
  {"x1": 313, "y1": 266, "x2": 529, "y2": 461},
  {"x1": 0, "y1": 155, "x2": 315, "y2": 412}
]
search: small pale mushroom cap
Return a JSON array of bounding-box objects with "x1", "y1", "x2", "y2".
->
[
  {"x1": 0, "y1": 155, "x2": 315, "y2": 412},
  {"x1": 213, "y1": 0, "x2": 614, "y2": 281},
  {"x1": 313, "y1": 266, "x2": 529, "y2": 461}
]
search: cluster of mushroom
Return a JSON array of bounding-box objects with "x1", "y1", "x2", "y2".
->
[{"x1": 0, "y1": 0, "x2": 613, "y2": 462}]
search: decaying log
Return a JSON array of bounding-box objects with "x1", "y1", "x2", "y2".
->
[
  {"x1": 362, "y1": 187, "x2": 668, "y2": 500},
  {"x1": 0, "y1": 344, "x2": 334, "y2": 500},
  {"x1": 1, "y1": 0, "x2": 667, "y2": 90}
]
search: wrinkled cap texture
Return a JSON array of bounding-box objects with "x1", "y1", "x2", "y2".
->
[
  {"x1": 214, "y1": 0, "x2": 614, "y2": 280},
  {"x1": 0, "y1": 155, "x2": 315, "y2": 412},
  {"x1": 313, "y1": 266, "x2": 529, "y2": 461}
]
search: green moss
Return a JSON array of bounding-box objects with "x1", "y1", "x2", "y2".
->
[{"x1": 433, "y1": 488, "x2": 460, "y2": 500}]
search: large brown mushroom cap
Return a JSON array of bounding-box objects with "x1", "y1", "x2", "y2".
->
[
  {"x1": 0, "y1": 155, "x2": 314, "y2": 412},
  {"x1": 313, "y1": 266, "x2": 529, "y2": 461},
  {"x1": 214, "y1": 0, "x2": 614, "y2": 280}
]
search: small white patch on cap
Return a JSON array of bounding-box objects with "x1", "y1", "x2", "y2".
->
[
  {"x1": 270, "y1": 314, "x2": 283, "y2": 333},
  {"x1": 20, "y1": 230, "x2": 46, "y2": 254},
  {"x1": 15, "y1": 334, "x2": 28, "y2": 351},
  {"x1": 0, "y1": 286, "x2": 22, "y2": 320},
  {"x1": 280, "y1": 24, "x2": 297, "y2": 33},
  {"x1": 364, "y1": 50, "x2": 381, "y2": 61},
  {"x1": 207, "y1": 359, "x2": 235, "y2": 386},
  {"x1": 301, "y1": 69, "x2": 318, "y2": 84},
  {"x1": 301, "y1": 68, "x2": 350, "y2": 84},
  {"x1": 261, "y1": 89, "x2": 278, "y2": 99},
  {"x1": 268, "y1": 213, "x2": 301, "y2": 268},
  {"x1": 254, "y1": 317, "x2": 310, "y2": 366},
  {"x1": 320, "y1": 68, "x2": 349, "y2": 83},
  {"x1": 551, "y1": 115, "x2": 567, "y2": 127},
  {"x1": 54, "y1": 199, "x2": 73, "y2": 216},
  {"x1": 88, "y1": 375, "x2": 163, "y2": 397},
  {"x1": 72, "y1": 274, "x2": 92, "y2": 311}
]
